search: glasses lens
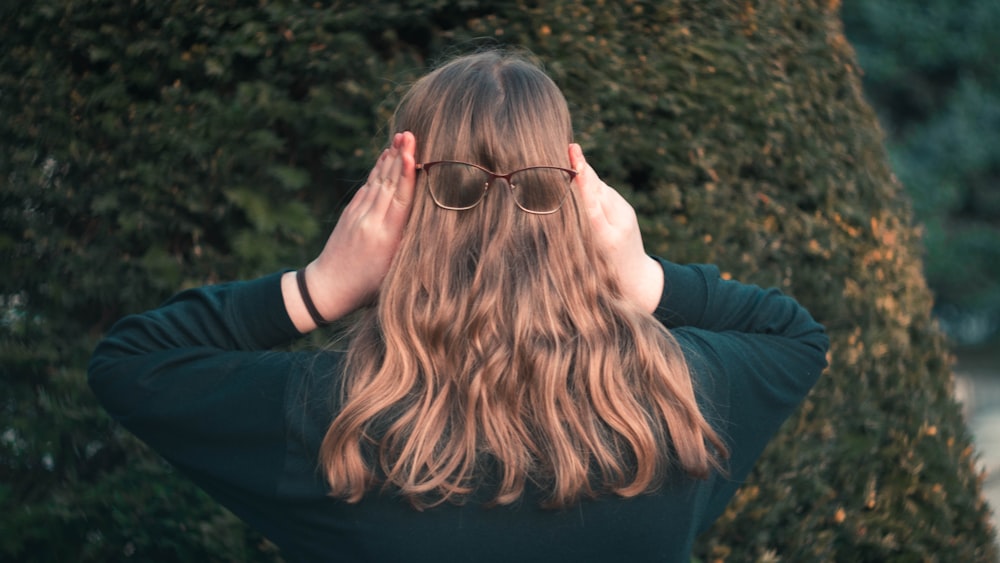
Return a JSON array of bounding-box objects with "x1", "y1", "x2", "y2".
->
[
  {"x1": 425, "y1": 163, "x2": 490, "y2": 210},
  {"x1": 509, "y1": 167, "x2": 574, "y2": 213}
]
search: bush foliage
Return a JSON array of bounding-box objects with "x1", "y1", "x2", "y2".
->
[{"x1": 2, "y1": 0, "x2": 996, "y2": 561}]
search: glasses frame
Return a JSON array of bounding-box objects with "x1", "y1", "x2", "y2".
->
[{"x1": 415, "y1": 160, "x2": 578, "y2": 215}]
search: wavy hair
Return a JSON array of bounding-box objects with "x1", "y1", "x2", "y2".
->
[{"x1": 320, "y1": 50, "x2": 726, "y2": 509}]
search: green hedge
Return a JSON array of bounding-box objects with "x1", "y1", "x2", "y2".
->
[{"x1": 2, "y1": 0, "x2": 996, "y2": 560}]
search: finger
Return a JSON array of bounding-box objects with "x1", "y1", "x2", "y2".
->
[
  {"x1": 352, "y1": 149, "x2": 390, "y2": 213},
  {"x1": 371, "y1": 132, "x2": 417, "y2": 224},
  {"x1": 569, "y1": 144, "x2": 607, "y2": 223},
  {"x1": 568, "y1": 142, "x2": 585, "y2": 176},
  {"x1": 392, "y1": 131, "x2": 417, "y2": 209},
  {"x1": 367, "y1": 140, "x2": 405, "y2": 218},
  {"x1": 378, "y1": 135, "x2": 416, "y2": 230},
  {"x1": 380, "y1": 136, "x2": 404, "y2": 190},
  {"x1": 366, "y1": 147, "x2": 391, "y2": 184}
]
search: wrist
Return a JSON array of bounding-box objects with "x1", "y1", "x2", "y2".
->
[
  {"x1": 621, "y1": 255, "x2": 665, "y2": 314},
  {"x1": 296, "y1": 268, "x2": 331, "y2": 327},
  {"x1": 307, "y1": 259, "x2": 376, "y2": 321},
  {"x1": 282, "y1": 271, "x2": 319, "y2": 333},
  {"x1": 281, "y1": 261, "x2": 359, "y2": 333}
]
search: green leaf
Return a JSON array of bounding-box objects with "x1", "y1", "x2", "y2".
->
[{"x1": 267, "y1": 165, "x2": 310, "y2": 191}]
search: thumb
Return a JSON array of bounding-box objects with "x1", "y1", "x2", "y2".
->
[
  {"x1": 569, "y1": 144, "x2": 605, "y2": 218},
  {"x1": 569, "y1": 143, "x2": 586, "y2": 175}
]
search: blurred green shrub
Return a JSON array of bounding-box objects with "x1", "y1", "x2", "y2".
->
[
  {"x1": 842, "y1": 0, "x2": 1000, "y2": 344},
  {"x1": 2, "y1": 0, "x2": 996, "y2": 561}
]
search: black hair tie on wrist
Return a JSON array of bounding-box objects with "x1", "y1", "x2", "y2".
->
[{"x1": 296, "y1": 268, "x2": 330, "y2": 326}]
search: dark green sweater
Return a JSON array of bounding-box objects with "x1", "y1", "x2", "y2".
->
[{"x1": 88, "y1": 258, "x2": 828, "y2": 562}]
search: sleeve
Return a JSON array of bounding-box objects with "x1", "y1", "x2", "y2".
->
[
  {"x1": 650, "y1": 257, "x2": 830, "y2": 529},
  {"x1": 87, "y1": 272, "x2": 309, "y2": 497}
]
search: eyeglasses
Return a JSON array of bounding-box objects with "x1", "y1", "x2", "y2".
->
[{"x1": 415, "y1": 160, "x2": 578, "y2": 215}]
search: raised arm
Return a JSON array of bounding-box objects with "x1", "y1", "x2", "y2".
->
[
  {"x1": 653, "y1": 258, "x2": 828, "y2": 354},
  {"x1": 86, "y1": 133, "x2": 417, "y2": 504},
  {"x1": 569, "y1": 143, "x2": 665, "y2": 314},
  {"x1": 284, "y1": 131, "x2": 417, "y2": 332},
  {"x1": 568, "y1": 143, "x2": 825, "y2": 356}
]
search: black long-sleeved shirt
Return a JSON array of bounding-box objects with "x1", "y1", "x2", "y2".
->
[{"x1": 88, "y1": 258, "x2": 829, "y2": 562}]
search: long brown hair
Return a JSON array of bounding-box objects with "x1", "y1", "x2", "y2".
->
[{"x1": 320, "y1": 50, "x2": 726, "y2": 509}]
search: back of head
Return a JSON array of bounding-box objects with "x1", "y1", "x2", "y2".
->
[
  {"x1": 321, "y1": 50, "x2": 724, "y2": 509},
  {"x1": 396, "y1": 50, "x2": 573, "y2": 173},
  {"x1": 386, "y1": 50, "x2": 592, "y2": 361}
]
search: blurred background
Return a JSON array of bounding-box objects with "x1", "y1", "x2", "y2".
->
[
  {"x1": 842, "y1": 0, "x2": 1000, "y2": 526},
  {"x1": 843, "y1": 1, "x2": 1000, "y2": 350}
]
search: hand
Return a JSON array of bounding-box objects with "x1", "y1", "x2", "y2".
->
[
  {"x1": 569, "y1": 143, "x2": 664, "y2": 313},
  {"x1": 283, "y1": 132, "x2": 417, "y2": 331}
]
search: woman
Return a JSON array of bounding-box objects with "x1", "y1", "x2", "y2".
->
[{"x1": 89, "y1": 51, "x2": 828, "y2": 562}]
